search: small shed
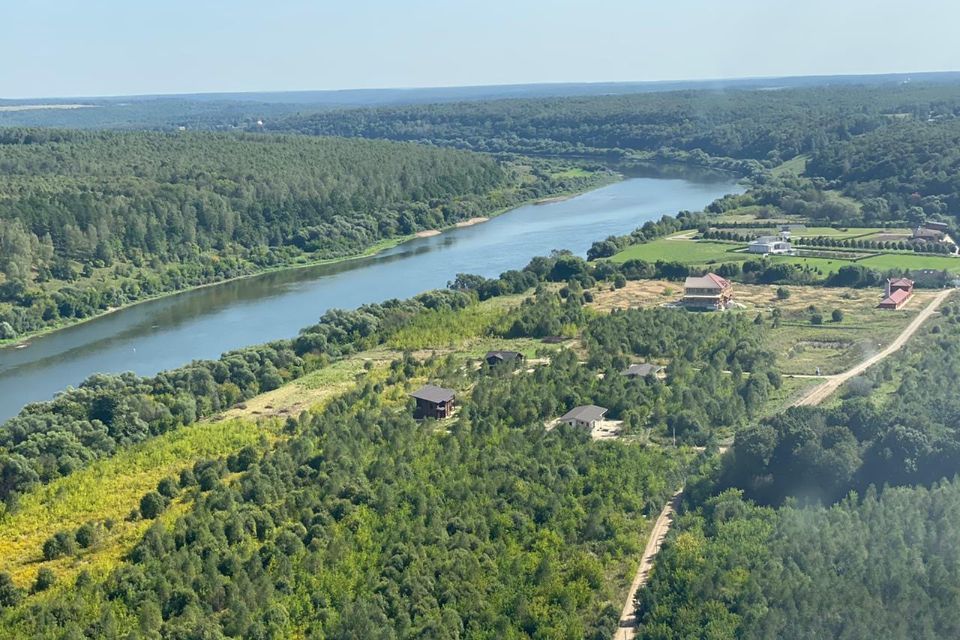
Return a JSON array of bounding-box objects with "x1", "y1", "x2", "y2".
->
[
  {"x1": 560, "y1": 405, "x2": 608, "y2": 430},
  {"x1": 485, "y1": 350, "x2": 525, "y2": 366},
  {"x1": 621, "y1": 363, "x2": 663, "y2": 379},
  {"x1": 410, "y1": 384, "x2": 456, "y2": 419}
]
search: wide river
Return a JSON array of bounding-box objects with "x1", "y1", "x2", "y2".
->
[{"x1": 0, "y1": 175, "x2": 741, "y2": 422}]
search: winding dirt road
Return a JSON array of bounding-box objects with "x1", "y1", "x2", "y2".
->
[
  {"x1": 794, "y1": 289, "x2": 954, "y2": 407},
  {"x1": 612, "y1": 289, "x2": 954, "y2": 639}
]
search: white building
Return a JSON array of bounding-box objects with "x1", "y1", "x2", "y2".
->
[{"x1": 748, "y1": 235, "x2": 793, "y2": 255}]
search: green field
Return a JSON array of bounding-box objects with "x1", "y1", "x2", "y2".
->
[
  {"x1": 859, "y1": 253, "x2": 960, "y2": 273},
  {"x1": 611, "y1": 237, "x2": 749, "y2": 264},
  {"x1": 771, "y1": 154, "x2": 808, "y2": 177}
]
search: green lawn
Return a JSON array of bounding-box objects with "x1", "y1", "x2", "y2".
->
[
  {"x1": 859, "y1": 253, "x2": 960, "y2": 274},
  {"x1": 611, "y1": 238, "x2": 749, "y2": 264}
]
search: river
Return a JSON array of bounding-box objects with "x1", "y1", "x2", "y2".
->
[{"x1": 0, "y1": 174, "x2": 741, "y2": 422}]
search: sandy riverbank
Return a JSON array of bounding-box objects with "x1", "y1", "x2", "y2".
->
[
  {"x1": 454, "y1": 216, "x2": 489, "y2": 228},
  {"x1": 415, "y1": 229, "x2": 442, "y2": 238}
]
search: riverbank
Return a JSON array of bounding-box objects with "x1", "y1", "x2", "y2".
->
[{"x1": 0, "y1": 177, "x2": 618, "y2": 351}]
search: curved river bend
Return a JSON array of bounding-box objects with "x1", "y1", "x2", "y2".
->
[{"x1": 0, "y1": 175, "x2": 741, "y2": 422}]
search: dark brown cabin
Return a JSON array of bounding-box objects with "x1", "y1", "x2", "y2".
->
[
  {"x1": 485, "y1": 350, "x2": 525, "y2": 367},
  {"x1": 410, "y1": 384, "x2": 456, "y2": 419}
]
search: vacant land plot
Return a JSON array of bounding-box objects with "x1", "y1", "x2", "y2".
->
[{"x1": 589, "y1": 281, "x2": 936, "y2": 375}]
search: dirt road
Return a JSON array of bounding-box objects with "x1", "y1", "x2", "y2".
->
[
  {"x1": 614, "y1": 490, "x2": 682, "y2": 640},
  {"x1": 794, "y1": 289, "x2": 953, "y2": 407}
]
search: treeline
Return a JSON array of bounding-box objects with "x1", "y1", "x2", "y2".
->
[
  {"x1": 636, "y1": 482, "x2": 960, "y2": 640},
  {"x1": 0, "y1": 130, "x2": 593, "y2": 339},
  {"x1": 701, "y1": 229, "x2": 957, "y2": 254},
  {"x1": 0, "y1": 352, "x2": 695, "y2": 638},
  {"x1": 263, "y1": 83, "x2": 960, "y2": 167}
]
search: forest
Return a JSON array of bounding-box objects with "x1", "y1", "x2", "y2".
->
[
  {"x1": 264, "y1": 83, "x2": 960, "y2": 169},
  {"x1": 0, "y1": 129, "x2": 598, "y2": 340}
]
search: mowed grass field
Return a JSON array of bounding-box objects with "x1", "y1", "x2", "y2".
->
[{"x1": 610, "y1": 235, "x2": 750, "y2": 264}]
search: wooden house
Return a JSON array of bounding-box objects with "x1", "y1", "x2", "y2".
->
[
  {"x1": 410, "y1": 384, "x2": 455, "y2": 419},
  {"x1": 485, "y1": 350, "x2": 525, "y2": 366}
]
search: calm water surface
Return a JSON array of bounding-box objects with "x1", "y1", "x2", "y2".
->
[{"x1": 0, "y1": 175, "x2": 742, "y2": 421}]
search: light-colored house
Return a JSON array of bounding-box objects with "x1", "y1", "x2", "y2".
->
[
  {"x1": 621, "y1": 363, "x2": 663, "y2": 379},
  {"x1": 748, "y1": 234, "x2": 793, "y2": 255},
  {"x1": 682, "y1": 273, "x2": 734, "y2": 310},
  {"x1": 560, "y1": 405, "x2": 608, "y2": 430}
]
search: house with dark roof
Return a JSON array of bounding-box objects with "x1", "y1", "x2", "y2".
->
[
  {"x1": 879, "y1": 278, "x2": 914, "y2": 310},
  {"x1": 620, "y1": 363, "x2": 663, "y2": 379},
  {"x1": 410, "y1": 384, "x2": 456, "y2": 419},
  {"x1": 682, "y1": 273, "x2": 734, "y2": 310},
  {"x1": 485, "y1": 350, "x2": 525, "y2": 367},
  {"x1": 560, "y1": 405, "x2": 608, "y2": 430}
]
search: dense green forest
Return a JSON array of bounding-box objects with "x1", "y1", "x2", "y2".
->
[
  {"x1": 637, "y1": 482, "x2": 960, "y2": 640},
  {"x1": 264, "y1": 84, "x2": 960, "y2": 167},
  {"x1": 0, "y1": 129, "x2": 596, "y2": 340},
  {"x1": 0, "y1": 351, "x2": 696, "y2": 639}
]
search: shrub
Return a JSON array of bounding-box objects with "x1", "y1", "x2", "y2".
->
[
  {"x1": 832, "y1": 309, "x2": 844, "y2": 322},
  {"x1": 776, "y1": 287, "x2": 791, "y2": 300},
  {"x1": 811, "y1": 313, "x2": 824, "y2": 325},
  {"x1": 139, "y1": 491, "x2": 166, "y2": 520},
  {"x1": 31, "y1": 568, "x2": 55, "y2": 593}
]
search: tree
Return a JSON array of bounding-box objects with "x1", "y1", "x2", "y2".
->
[
  {"x1": 832, "y1": 309, "x2": 844, "y2": 322},
  {"x1": 139, "y1": 491, "x2": 166, "y2": 519}
]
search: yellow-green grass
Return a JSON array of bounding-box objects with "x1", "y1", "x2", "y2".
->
[
  {"x1": 771, "y1": 155, "x2": 808, "y2": 177},
  {"x1": 762, "y1": 375, "x2": 821, "y2": 414},
  {"x1": 387, "y1": 300, "x2": 512, "y2": 351},
  {"x1": 0, "y1": 418, "x2": 280, "y2": 588},
  {"x1": 610, "y1": 238, "x2": 749, "y2": 264}
]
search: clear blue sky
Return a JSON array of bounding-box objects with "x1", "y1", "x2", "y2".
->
[{"x1": 5, "y1": 0, "x2": 959, "y2": 98}]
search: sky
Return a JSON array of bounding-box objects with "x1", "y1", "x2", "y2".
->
[{"x1": 4, "y1": 0, "x2": 960, "y2": 98}]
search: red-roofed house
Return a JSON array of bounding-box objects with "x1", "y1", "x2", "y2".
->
[
  {"x1": 879, "y1": 278, "x2": 914, "y2": 310},
  {"x1": 682, "y1": 273, "x2": 734, "y2": 310}
]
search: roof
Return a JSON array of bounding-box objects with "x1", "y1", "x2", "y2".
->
[
  {"x1": 888, "y1": 277, "x2": 914, "y2": 288},
  {"x1": 485, "y1": 350, "x2": 523, "y2": 362},
  {"x1": 924, "y1": 221, "x2": 950, "y2": 231},
  {"x1": 621, "y1": 363, "x2": 662, "y2": 377},
  {"x1": 410, "y1": 384, "x2": 455, "y2": 403},
  {"x1": 880, "y1": 288, "x2": 912, "y2": 306},
  {"x1": 684, "y1": 273, "x2": 731, "y2": 290},
  {"x1": 752, "y1": 236, "x2": 783, "y2": 244},
  {"x1": 560, "y1": 405, "x2": 608, "y2": 423}
]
